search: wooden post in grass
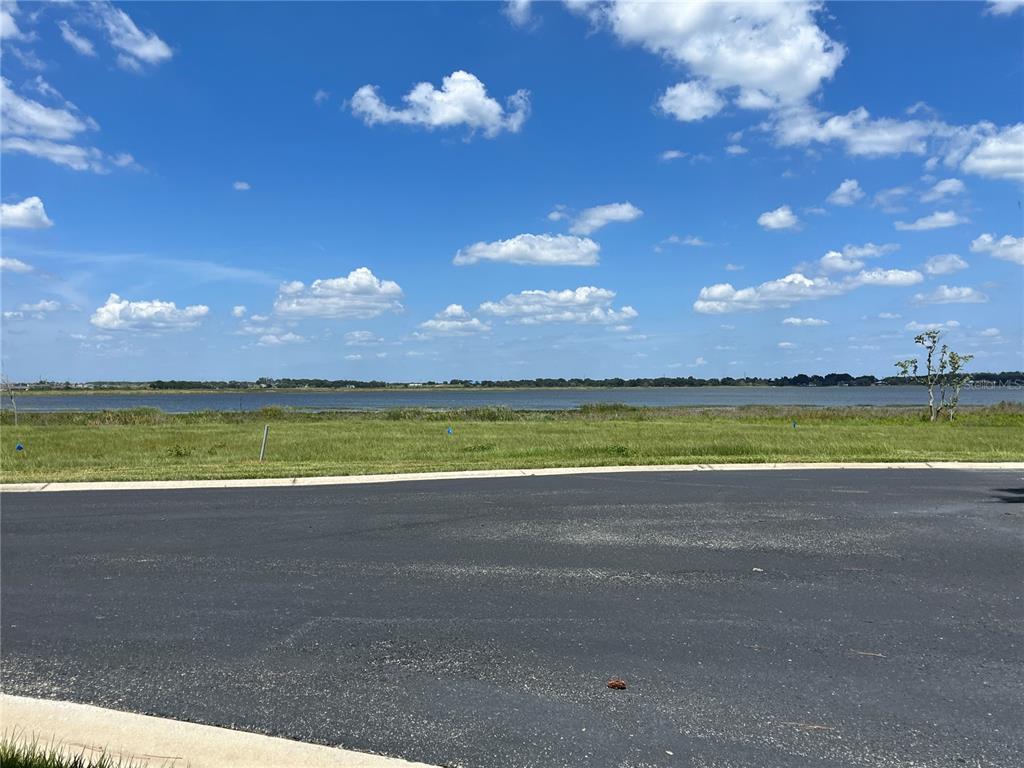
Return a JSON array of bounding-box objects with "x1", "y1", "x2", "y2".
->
[
  {"x1": 1, "y1": 376, "x2": 16, "y2": 428},
  {"x1": 259, "y1": 424, "x2": 269, "y2": 462}
]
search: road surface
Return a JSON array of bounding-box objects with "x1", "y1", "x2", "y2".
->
[{"x1": 3, "y1": 470, "x2": 1022, "y2": 767}]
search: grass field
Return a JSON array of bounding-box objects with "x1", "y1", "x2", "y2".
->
[{"x1": 1, "y1": 404, "x2": 1022, "y2": 483}]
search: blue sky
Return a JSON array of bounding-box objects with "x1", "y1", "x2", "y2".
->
[{"x1": 1, "y1": 0, "x2": 1022, "y2": 382}]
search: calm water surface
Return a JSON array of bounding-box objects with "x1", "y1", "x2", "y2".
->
[{"x1": 5, "y1": 386, "x2": 1023, "y2": 413}]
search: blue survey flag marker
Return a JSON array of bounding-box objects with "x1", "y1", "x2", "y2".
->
[
  {"x1": 15, "y1": 443, "x2": 24, "y2": 451},
  {"x1": 447, "y1": 427, "x2": 454, "y2": 435}
]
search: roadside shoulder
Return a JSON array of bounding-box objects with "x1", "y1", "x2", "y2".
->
[
  {"x1": 3, "y1": 461, "x2": 1023, "y2": 493},
  {"x1": 1, "y1": 694, "x2": 436, "y2": 768}
]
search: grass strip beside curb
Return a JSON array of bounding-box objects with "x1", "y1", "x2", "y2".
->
[{"x1": 3, "y1": 405, "x2": 1022, "y2": 483}]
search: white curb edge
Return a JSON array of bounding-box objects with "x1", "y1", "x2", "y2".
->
[
  {"x1": 3, "y1": 461, "x2": 1022, "y2": 493},
  {"x1": 0, "y1": 693, "x2": 437, "y2": 768}
]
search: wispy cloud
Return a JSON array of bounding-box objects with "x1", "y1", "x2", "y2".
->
[{"x1": 894, "y1": 210, "x2": 968, "y2": 231}]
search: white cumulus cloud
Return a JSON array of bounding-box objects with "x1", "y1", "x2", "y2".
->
[
  {"x1": 694, "y1": 273, "x2": 842, "y2": 313},
  {"x1": 479, "y1": 286, "x2": 637, "y2": 325},
  {"x1": 231, "y1": 305, "x2": 247, "y2": 318},
  {"x1": 906, "y1": 320, "x2": 960, "y2": 332},
  {"x1": 233, "y1": 181, "x2": 251, "y2": 191},
  {"x1": 547, "y1": 204, "x2": 568, "y2": 222},
  {"x1": 91, "y1": 293, "x2": 209, "y2": 331},
  {"x1": 591, "y1": 2, "x2": 845, "y2": 109},
  {"x1": 418, "y1": 304, "x2": 491, "y2": 335},
  {"x1": 771, "y1": 106, "x2": 1021, "y2": 183},
  {"x1": 783, "y1": 317, "x2": 829, "y2": 326},
  {"x1": 351, "y1": 70, "x2": 529, "y2": 138},
  {"x1": 568, "y1": 202, "x2": 643, "y2": 235},
  {"x1": 920, "y1": 178, "x2": 965, "y2": 202},
  {"x1": 694, "y1": 267, "x2": 921, "y2": 314},
  {"x1": 454, "y1": 233, "x2": 599, "y2": 266},
  {"x1": 258, "y1": 332, "x2": 306, "y2": 346},
  {"x1": 923, "y1": 254, "x2": 968, "y2": 275},
  {"x1": 0, "y1": 196, "x2": 53, "y2": 229},
  {"x1": 826, "y1": 178, "x2": 864, "y2": 206},
  {"x1": 913, "y1": 285, "x2": 988, "y2": 304},
  {"x1": 772, "y1": 105, "x2": 931, "y2": 157},
  {"x1": 819, "y1": 250, "x2": 863, "y2": 273},
  {"x1": 960, "y1": 124, "x2": 1023, "y2": 181},
  {"x1": 970, "y1": 233, "x2": 1024, "y2": 265},
  {"x1": 272, "y1": 267, "x2": 404, "y2": 319},
  {"x1": 1, "y1": 257, "x2": 34, "y2": 273},
  {"x1": 848, "y1": 268, "x2": 923, "y2": 287},
  {"x1": 757, "y1": 205, "x2": 799, "y2": 230},
  {"x1": 894, "y1": 210, "x2": 967, "y2": 231},
  {"x1": 658, "y1": 80, "x2": 725, "y2": 122}
]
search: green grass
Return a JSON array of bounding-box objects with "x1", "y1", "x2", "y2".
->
[
  {"x1": 1, "y1": 405, "x2": 1022, "y2": 483},
  {"x1": 0, "y1": 736, "x2": 153, "y2": 768}
]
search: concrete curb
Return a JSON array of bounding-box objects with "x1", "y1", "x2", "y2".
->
[
  {"x1": 0, "y1": 694, "x2": 436, "y2": 767},
  {"x1": 2, "y1": 461, "x2": 1022, "y2": 493}
]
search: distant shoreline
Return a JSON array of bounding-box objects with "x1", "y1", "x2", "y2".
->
[{"x1": 5, "y1": 385, "x2": 872, "y2": 397}]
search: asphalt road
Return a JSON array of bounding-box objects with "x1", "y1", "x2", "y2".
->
[{"x1": 2, "y1": 470, "x2": 1022, "y2": 768}]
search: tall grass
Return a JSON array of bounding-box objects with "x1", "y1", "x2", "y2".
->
[
  {"x1": 2, "y1": 405, "x2": 1021, "y2": 483},
  {"x1": 0, "y1": 735, "x2": 153, "y2": 768},
  {"x1": 4, "y1": 402, "x2": 1023, "y2": 427}
]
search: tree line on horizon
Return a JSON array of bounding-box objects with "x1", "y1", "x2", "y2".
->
[{"x1": 9, "y1": 371, "x2": 1024, "y2": 391}]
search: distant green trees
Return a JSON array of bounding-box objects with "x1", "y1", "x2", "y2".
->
[
  {"x1": 456, "y1": 374, "x2": 882, "y2": 388},
  {"x1": 9, "y1": 368, "x2": 1022, "y2": 392},
  {"x1": 148, "y1": 378, "x2": 389, "y2": 390},
  {"x1": 895, "y1": 330, "x2": 975, "y2": 421}
]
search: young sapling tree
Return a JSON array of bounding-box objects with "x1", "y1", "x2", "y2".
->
[{"x1": 894, "y1": 330, "x2": 973, "y2": 421}]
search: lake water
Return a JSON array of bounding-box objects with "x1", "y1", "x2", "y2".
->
[{"x1": 4, "y1": 385, "x2": 1023, "y2": 413}]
